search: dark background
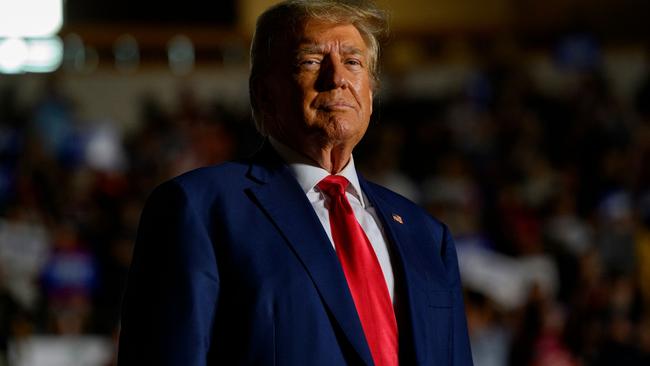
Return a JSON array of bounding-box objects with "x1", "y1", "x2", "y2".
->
[{"x1": 1, "y1": 1, "x2": 650, "y2": 365}]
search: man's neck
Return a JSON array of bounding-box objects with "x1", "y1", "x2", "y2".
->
[{"x1": 269, "y1": 136, "x2": 352, "y2": 174}]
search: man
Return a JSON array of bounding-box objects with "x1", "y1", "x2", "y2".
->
[{"x1": 117, "y1": 0, "x2": 473, "y2": 365}]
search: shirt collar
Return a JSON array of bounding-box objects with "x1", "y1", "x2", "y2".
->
[{"x1": 269, "y1": 137, "x2": 365, "y2": 208}]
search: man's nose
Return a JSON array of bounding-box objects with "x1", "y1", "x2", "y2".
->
[{"x1": 316, "y1": 55, "x2": 347, "y2": 91}]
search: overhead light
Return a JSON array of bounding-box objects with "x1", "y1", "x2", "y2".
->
[
  {"x1": 0, "y1": 38, "x2": 29, "y2": 74},
  {"x1": 0, "y1": 0, "x2": 64, "y2": 73},
  {"x1": 168, "y1": 35, "x2": 195, "y2": 75},
  {"x1": 114, "y1": 34, "x2": 140, "y2": 73},
  {"x1": 23, "y1": 37, "x2": 63, "y2": 72},
  {"x1": 0, "y1": 0, "x2": 63, "y2": 37},
  {"x1": 0, "y1": 37, "x2": 63, "y2": 74}
]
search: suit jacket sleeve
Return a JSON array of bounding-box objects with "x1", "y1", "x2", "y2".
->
[{"x1": 117, "y1": 180, "x2": 219, "y2": 366}]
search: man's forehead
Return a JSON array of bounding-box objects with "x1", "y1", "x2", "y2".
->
[{"x1": 294, "y1": 21, "x2": 367, "y2": 48}]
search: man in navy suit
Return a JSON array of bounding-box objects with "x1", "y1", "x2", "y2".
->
[{"x1": 117, "y1": 0, "x2": 473, "y2": 365}]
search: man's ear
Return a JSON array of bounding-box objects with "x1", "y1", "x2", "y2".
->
[
  {"x1": 251, "y1": 76, "x2": 275, "y2": 115},
  {"x1": 250, "y1": 75, "x2": 278, "y2": 136}
]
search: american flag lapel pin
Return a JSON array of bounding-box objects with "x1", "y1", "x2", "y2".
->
[{"x1": 392, "y1": 213, "x2": 403, "y2": 224}]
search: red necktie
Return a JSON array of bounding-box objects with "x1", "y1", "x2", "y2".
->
[{"x1": 317, "y1": 175, "x2": 398, "y2": 366}]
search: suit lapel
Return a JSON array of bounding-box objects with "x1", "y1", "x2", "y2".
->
[
  {"x1": 359, "y1": 177, "x2": 431, "y2": 365},
  {"x1": 246, "y1": 147, "x2": 374, "y2": 366}
]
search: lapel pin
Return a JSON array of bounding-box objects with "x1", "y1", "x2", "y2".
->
[{"x1": 392, "y1": 214, "x2": 403, "y2": 224}]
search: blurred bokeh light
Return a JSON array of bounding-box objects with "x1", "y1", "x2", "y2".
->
[{"x1": 0, "y1": 0, "x2": 63, "y2": 74}]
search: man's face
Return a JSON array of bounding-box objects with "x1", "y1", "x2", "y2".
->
[{"x1": 265, "y1": 19, "x2": 373, "y2": 152}]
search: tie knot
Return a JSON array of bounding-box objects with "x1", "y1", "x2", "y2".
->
[{"x1": 317, "y1": 175, "x2": 349, "y2": 198}]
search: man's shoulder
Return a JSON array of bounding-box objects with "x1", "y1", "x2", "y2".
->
[
  {"x1": 363, "y1": 179, "x2": 452, "y2": 259},
  {"x1": 172, "y1": 161, "x2": 249, "y2": 189},
  {"x1": 146, "y1": 161, "x2": 251, "y2": 205},
  {"x1": 363, "y1": 180, "x2": 417, "y2": 209},
  {"x1": 363, "y1": 179, "x2": 443, "y2": 228}
]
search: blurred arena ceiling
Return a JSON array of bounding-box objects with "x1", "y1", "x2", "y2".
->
[
  {"x1": 65, "y1": 0, "x2": 236, "y2": 26},
  {"x1": 57, "y1": 0, "x2": 650, "y2": 66}
]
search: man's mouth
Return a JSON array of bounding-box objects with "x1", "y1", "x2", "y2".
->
[{"x1": 318, "y1": 101, "x2": 355, "y2": 111}]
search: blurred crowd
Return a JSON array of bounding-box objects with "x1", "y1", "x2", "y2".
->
[{"x1": 1, "y1": 37, "x2": 650, "y2": 366}]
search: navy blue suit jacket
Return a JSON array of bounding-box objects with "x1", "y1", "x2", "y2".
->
[{"x1": 118, "y1": 145, "x2": 473, "y2": 365}]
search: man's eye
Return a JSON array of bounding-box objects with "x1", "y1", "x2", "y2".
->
[
  {"x1": 345, "y1": 59, "x2": 362, "y2": 68},
  {"x1": 299, "y1": 59, "x2": 321, "y2": 68}
]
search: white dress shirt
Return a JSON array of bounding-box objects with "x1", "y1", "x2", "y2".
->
[{"x1": 269, "y1": 138, "x2": 395, "y2": 301}]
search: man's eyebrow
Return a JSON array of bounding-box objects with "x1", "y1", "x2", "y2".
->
[
  {"x1": 296, "y1": 45, "x2": 323, "y2": 58},
  {"x1": 296, "y1": 44, "x2": 365, "y2": 57},
  {"x1": 341, "y1": 45, "x2": 364, "y2": 56}
]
